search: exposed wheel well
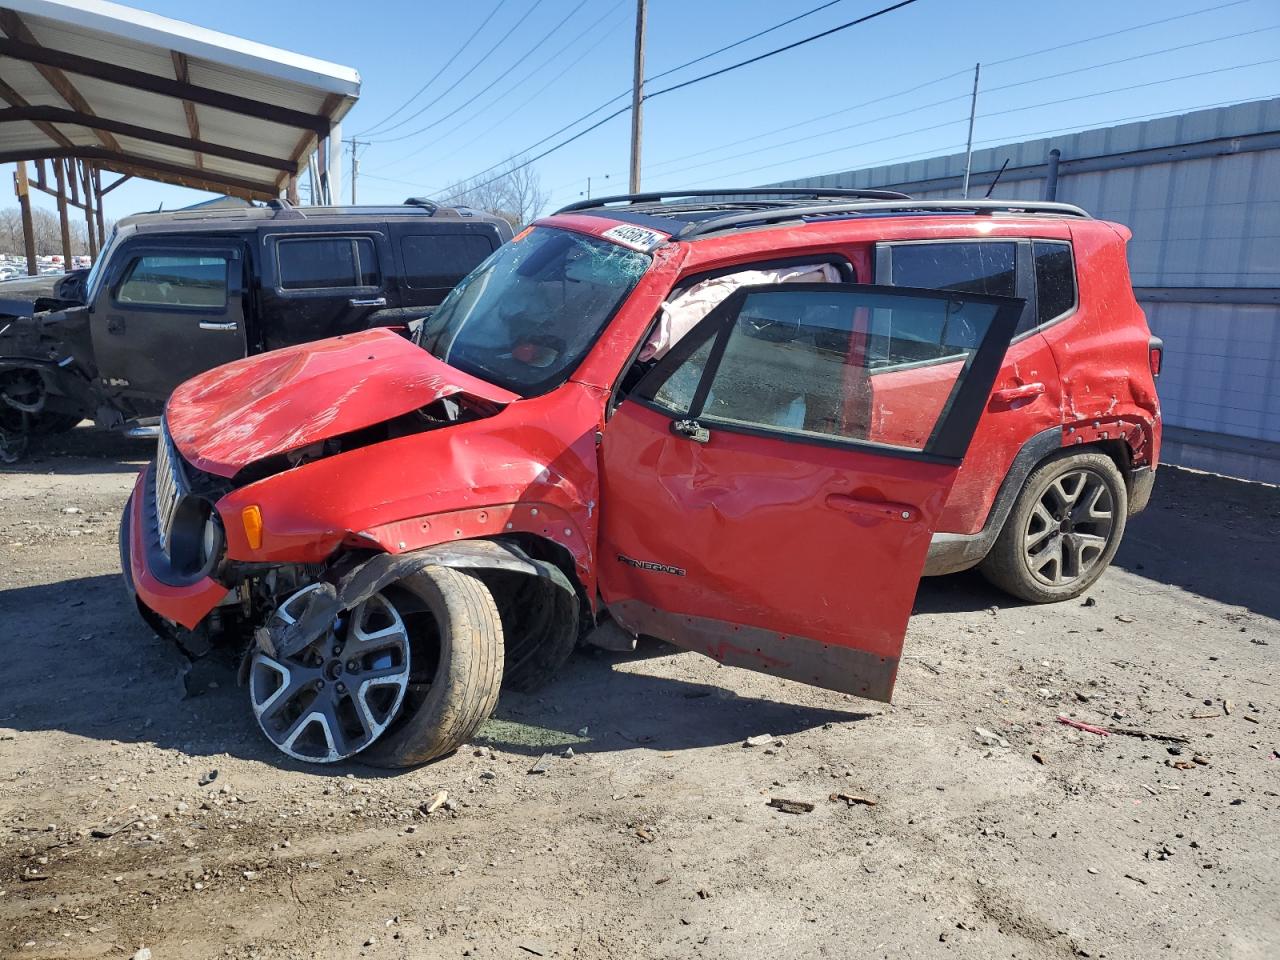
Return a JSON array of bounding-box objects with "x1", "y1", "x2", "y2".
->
[{"x1": 469, "y1": 534, "x2": 589, "y2": 690}]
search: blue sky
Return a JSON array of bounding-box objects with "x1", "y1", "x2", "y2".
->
[{"x1": 10, "y1": 0, "x2": 1280, "y2": 221}]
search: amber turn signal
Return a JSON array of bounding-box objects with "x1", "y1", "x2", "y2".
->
[{"x1": 241, "y1": 505, "x2": 263, "y2": 550}]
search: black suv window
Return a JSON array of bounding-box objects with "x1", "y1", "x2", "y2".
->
[
  {"x1": 401, "y1": 234, "x2": 495, "y2": 289},
  {"x1": 1032, "y1": 240, "x2": 1076, "y2": 324},
  {"x1": 276, "y1": 237, "x2": 379, "y2": 290},
  {"x1": 116, "y1": 254, "x2": 228, "y2": 308}
]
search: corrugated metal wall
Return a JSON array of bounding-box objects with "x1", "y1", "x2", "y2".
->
[{"x1": 774, "y1": 98, "x2": 1280, "y2": 482}]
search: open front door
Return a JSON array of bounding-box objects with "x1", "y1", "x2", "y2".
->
[{"x1": 598, "y1": 283, "x2": 1022, "y2": 702}]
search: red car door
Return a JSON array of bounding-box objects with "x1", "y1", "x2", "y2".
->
[{"x1": 598, "y1": 283, "x2": 1022, "y2": 702}]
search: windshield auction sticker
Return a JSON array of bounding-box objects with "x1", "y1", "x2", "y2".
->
[{"x1": 601, "y1": 224, "x2": 667, "y2": 252}]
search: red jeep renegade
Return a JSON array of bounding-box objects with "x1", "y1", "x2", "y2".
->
[{"x1": 120, "y1": 189, "x2": 1161, "y2": 766}]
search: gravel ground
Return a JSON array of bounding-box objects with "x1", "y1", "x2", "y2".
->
[{"x1": 0, "y1": 428, "x2": 1277, "y2": 960}]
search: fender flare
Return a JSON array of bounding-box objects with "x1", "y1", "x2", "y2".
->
[{"x1": 262, "y1": 538, "x2": 576, "y2": 659}]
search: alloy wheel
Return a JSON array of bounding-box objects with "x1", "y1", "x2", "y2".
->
[
  {"x1": 250, "y1": 585, "x2": 412, "y2": 762},
  {"x1": 1023, "y1": 468, "x2": 1115, "y2": 587}
]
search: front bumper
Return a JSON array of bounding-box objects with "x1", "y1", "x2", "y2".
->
[{"x1": 121, "y1": 467, "x2": 229, "y2": 629}]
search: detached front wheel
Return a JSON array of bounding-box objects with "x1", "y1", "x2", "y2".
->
[{"x1": 979, "y1": 450, "x2": 1127, "y2": 603}]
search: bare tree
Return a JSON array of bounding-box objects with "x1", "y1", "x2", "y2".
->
[
  {"x1": 0, "y1": 206, "x2": 113, "y2": 258},
  {"x1": 441, "y1": 158, "x2": 550, "y2": 229}
]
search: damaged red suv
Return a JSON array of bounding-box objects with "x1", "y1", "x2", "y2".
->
[{"x1": 120, "y1": 189, "x2": 1161, "y2": 766}]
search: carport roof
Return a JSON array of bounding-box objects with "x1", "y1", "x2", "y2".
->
[{"x1": 0, "y1": 0, "x2": 360, "y2": 200}]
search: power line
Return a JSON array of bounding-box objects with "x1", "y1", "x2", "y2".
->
[
  {"x1": 356, "y1": 0, "x2": 511, "y2": 137},
  {"x1": 985, "y1": 0, "x2": 1253, "y2": 67},
  {"x1": 643, "y1": 0, "x2": 854, "y2": 86},
  {"x1": 671, "y1": 58, "x2": 1280, "y2": 187},
  {"x1": 443, "y1": 0, "x2": 922, "y2": 194},
  {"x1": 781, "y1": 91, "x2": 1279, "y2": 187},
  {"x1": 982, "y1": 24, "x2": 1280, "y2": 96},
  {"x1": 643, "y1": 22, "x2": 1279, "y2": 180},
  {"x1": 369, "y1": 1, "x2": 627, "y2": 173},
  {"x1": 365, "y1": 0, "x2": 545, "y2": 140},
  {"x1": 643, "y1": 67, "x2": 970, "y2": 173},
  {"x1": 374, "y1": 0, "x2": 868, "y2": 176},
  {"x1": 643, "y1": 0, "x2": 920, "y2": 100}
]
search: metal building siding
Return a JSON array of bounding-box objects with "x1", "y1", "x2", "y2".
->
[{"x1": 771, "y1": 98, "x2": 1280, "y2": 476}]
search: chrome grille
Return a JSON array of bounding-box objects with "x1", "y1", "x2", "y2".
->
[{"x1": 153, "y1": 419, "x2": 188, "y2": 552}]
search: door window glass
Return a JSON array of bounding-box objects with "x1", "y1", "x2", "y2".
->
[
  {"x1": 645, "y1": 287, "x2": 1009, "y2": 453},
  {"x1": 401, "y1": 234, "x2": 495, "y2": 289},
  {"x1": 277, "y1": 237, "x2": 380, "y2": 290},
  {"x1": 1032, "y1": 241, "x2": 1076, "y2": 324},
  {"x1": 116, "y1": 254, "x2": 228, "y2": 308}
]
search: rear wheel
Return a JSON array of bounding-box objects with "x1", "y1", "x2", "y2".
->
[{"x1": 979, "y1": 450, "x2": 1127, "y2": 603}]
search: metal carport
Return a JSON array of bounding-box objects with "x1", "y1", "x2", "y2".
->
[{"x1": 1, "y1": 0, "x2": 359, "y2": 273}]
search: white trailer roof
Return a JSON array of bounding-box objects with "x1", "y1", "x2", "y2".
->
[{"x1": 0, "y1": 0, "x2": 360, "y2": 199}]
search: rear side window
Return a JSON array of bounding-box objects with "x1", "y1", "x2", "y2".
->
[
  {"x1": 116, "y1": 254, "x2": 228, "y2": 308},
  {"x1": 401, "y1": 234, "x2": 495, "y2": 289},
  {"x1": 880, "y1": 241, "x2": 1016, "y2": 356},
  {"x1": 1032, "y1": 241, "x2": 1076, "y2": 324},
  {"x1": 276, "y1": 237, "x2": 379, "y2": 290},
  {"x1": 886, "y1": 241, "x2": 1017, "y2": 297}
]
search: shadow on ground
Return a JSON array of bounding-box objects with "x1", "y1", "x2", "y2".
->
[
  {"x1": 0, "y1": 574, "x2": 868, "y2": 779},
  {"x1": 0, "y1": 423, "x2": 152, "y2": 476},
  {"x1": 1111, "y1": 466, "x2": 1280, "y2": 621}
]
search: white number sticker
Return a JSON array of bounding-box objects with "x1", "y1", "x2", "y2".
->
[{"x1": 601, "y1": 224, "x2": 667, "y2": 252}]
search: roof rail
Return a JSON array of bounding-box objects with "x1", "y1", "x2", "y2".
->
[
  {"x1": 555, "y1": 186, "x2": 910, "y2": 214},
  {"x1": 403, "y1": 197, "x2": 440, "y2": 215},
  {"x1": 676, "y1": 198, "x2": 1091, "y2": 238}
]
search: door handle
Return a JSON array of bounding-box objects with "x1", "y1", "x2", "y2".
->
[
  {"x1": 106, "y1": 315, "x2": 125, "y2": 334},
  {"x1": 825, "y1": 494, "x2": 918, "y2": 522},
  {"x1": 349, "y1": 297, "x2": 387, "y2": 307},
  {"x1": 671, "y1": 419, "x2": 711, "y2": 443},
  {"x1": 990, "y1": 382, "x2": 1045, "y2": 404},
  {"x1": 199, "y1": 321, "x2": 239, "y2": 332}
]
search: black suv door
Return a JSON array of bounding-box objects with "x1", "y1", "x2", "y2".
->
[
  {"x1": 90, "y1": 241, "x2": 248, "y2": 405},
  {"x1": 258, "y1": 229, "x2": 394, "y2": 349}
]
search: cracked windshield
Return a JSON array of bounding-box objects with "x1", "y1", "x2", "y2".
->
[{"x1": 418, "y1": 226, "x2": 651, "y2": 395}]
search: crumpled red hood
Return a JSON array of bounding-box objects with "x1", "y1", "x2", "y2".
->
[{"x1": 166, "y1": 328, "x2": 518, "y2": 478}]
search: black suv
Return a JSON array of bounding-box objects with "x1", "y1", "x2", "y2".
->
[{"x1": 0, "y1": 200, "x2": 512, "y2": 459}]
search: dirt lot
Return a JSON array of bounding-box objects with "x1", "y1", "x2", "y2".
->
[{"x1": 1, "y1": 429, "x2": 1277, "y2": 960}]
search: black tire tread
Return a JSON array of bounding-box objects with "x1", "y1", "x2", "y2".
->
[{"x1": 362, "y1": 566, "x2": 504, "y2": 768}]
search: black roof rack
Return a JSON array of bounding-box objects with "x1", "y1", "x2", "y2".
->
[
  {"x1": 554, "y1": 186, "x2": 910, "y2": 214},
  {"x1": 674, "y1": 199, "x2": 1091, "y2": 238}
]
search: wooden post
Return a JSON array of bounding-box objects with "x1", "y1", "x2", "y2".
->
[
  {"x1": 92, "y1": 166, "x2": 105, "y2": 247},
  {"x1": 14, "y1": 161, "x2": 38, "y2": 276},
  {"x1": 628, "y1": 0, "x2": 647, "y2": 193},
  {"x1": 286, "y1": 175, "x2": 299, "y2": 205},
  {"x1": 80, "y1": 161, "x2": 98, "y2": 260},
  {"x1": 54, "y1": 158, "x2": 72, "y2": 267}
]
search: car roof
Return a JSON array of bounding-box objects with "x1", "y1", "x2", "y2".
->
[
  {"x1": 115, "y1": 199, "x2": 512, "y2": 237},
  {"x1": 552, "y1": 189, "x2": 1091, "y2": 242}
]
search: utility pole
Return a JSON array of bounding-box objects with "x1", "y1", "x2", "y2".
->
[
  {"x1": 961, "y1": 62, "x2": 981, "y2": 199},
  {"x1": 347, "y1": 137, "x2": 367, "y2": 204},
  {"x1": 629, "y1": 0, "x2": 647, "y2": 193}
]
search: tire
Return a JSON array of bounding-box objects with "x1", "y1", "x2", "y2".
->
[
  {"x1": 979, "y1": 450, "x2": 1127, "y2": 603},
  {"x1": 361, "y1": 566, "x2": 504, "y2": 768}
]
